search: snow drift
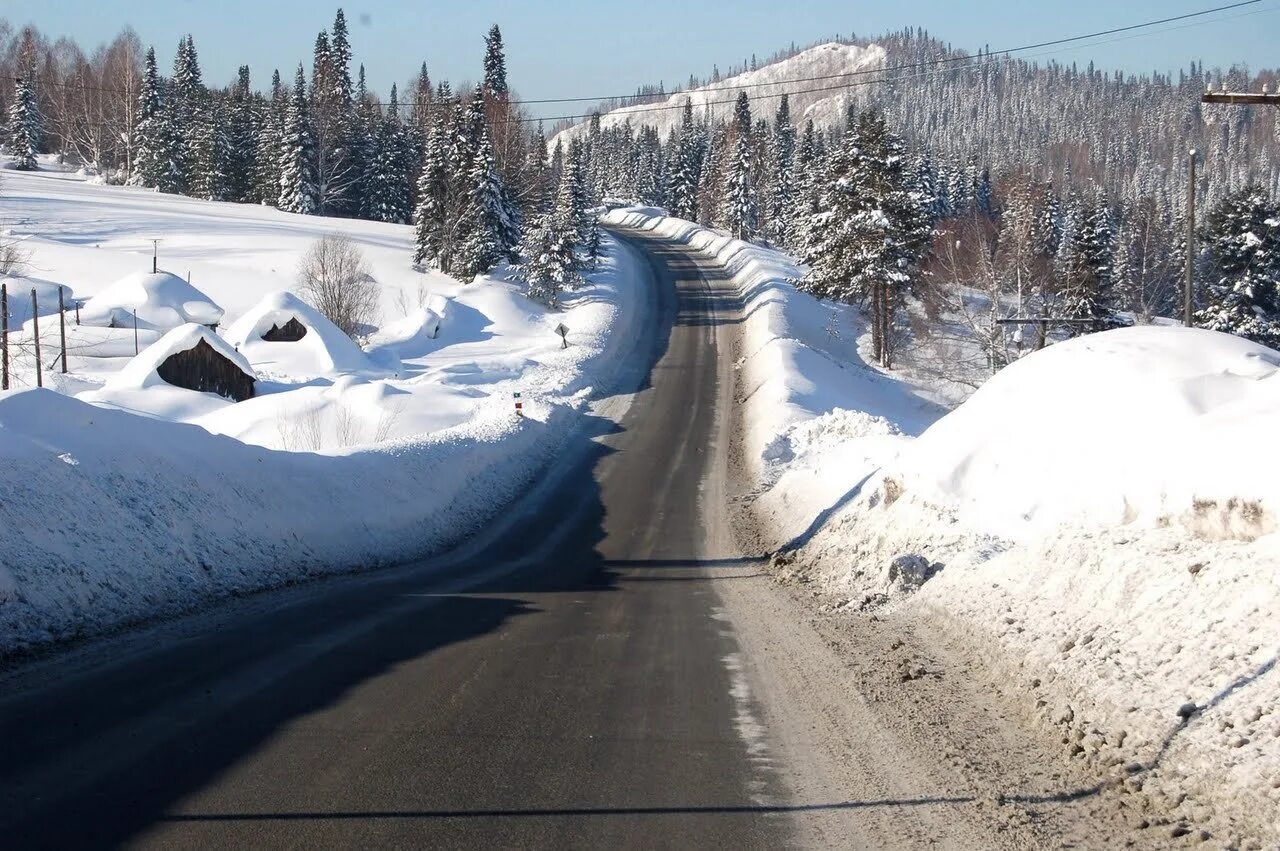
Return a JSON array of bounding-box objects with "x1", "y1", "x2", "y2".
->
[{"x1": 107, "y1": 323, "x2": 255, "y2": 392}]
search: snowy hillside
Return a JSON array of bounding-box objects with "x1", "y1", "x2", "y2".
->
[
  {"x1": 605, "y1": 207, "x2": 1280, "y2": 844},
  {"x1": 0, "y1": 167, "x2": 649, "y2": 655},
  {"x1": 552, "y1": 42, "x2": 885, "y2": 146}
]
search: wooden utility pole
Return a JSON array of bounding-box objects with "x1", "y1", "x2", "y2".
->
[
  {"x1": 31, "y1": 288, "x2": 42, "y2": 389},
  {"x1": 1, "y1": 283, "x2": 8, "y2": 391},
  {"x1": 1186, "y1": 150, "x2": 1197, "y2": 327},
  {"x1": 58, "y1": 287, "x2": 68, "y2": 374}
]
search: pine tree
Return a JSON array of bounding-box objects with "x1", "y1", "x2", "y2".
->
[
  {"x1": 188, "y1": 105, "x2": 228, "y2": 201},
  {"x1": 767, "y1": 94, "x2": 796, "y2": 245},
  {"x1": 667, "y1": 100, "x2": 702, "y2": 222},
  {"x1": 278, "y1": 65, "x2": 319, "y2": 215},
  {"x1": 454, "y1": 128, "x2": 519, "y2": 280},
  {"x1": 412, "y1": 111, "x2": 451, "y2": 267},
  {"x1": 131, "y1": 48, "x2": 164, "y2": 186},
  {"x1": 170, "y1": 35, "x2": 206, "y2": 192},
  {"x1": 1060, "y1": 189, "x2": 1123, "y2": 334},
  {"x1": 363, "y1": 90, "x2": 412, "y2": 224},
  {"x1": 482, "y1": 24, "x2": 508, "y2": 99},
  {"x1": 253, "y1": 69, "x2": 285, "y2": 204},
  {"x1": 1196, "y1": 185, "x2": 1280, "y2": 345},
  {"x1": 720, "y1": 92, "x2": 758, "y2": 240},
  {"x1": 224, "y1": 66, "x2": 260, "y2": 203},
  {"x1": 797, "y1": 110, "x2": 930, "y2": 367},
  {"x1": 7, "y1": 74, "x2": 41, "y2": 171}
]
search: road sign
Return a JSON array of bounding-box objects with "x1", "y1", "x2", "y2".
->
[{"x1": 555, "y1": 323, "x2": 569, "y2": 349}]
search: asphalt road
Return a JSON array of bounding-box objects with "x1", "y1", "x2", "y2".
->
[{"x1": 0, "y1": 225, "x2": 793, "y2": 849}]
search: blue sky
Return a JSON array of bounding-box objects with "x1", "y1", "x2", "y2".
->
[{"x1": 8, "y1": 0, "x2": 1276, "y2": 118}]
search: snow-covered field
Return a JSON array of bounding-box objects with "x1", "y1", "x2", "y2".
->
[
  {"x1": 604, "y1": 208, "x2": 1280, "y2": 844},
  {"x1": 0, "y1": 166, "x2": 648, "y2": 656}
]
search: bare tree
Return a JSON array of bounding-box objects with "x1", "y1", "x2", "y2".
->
[{"x1": 297, "y1": 233, "x2": 379, "y2": 337}]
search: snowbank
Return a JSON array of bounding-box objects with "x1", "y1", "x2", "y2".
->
[
  {"x1": 607, "y1": 207, "x2": 1280, "y2": 845},
  {"x1": 898, "y1": 326, "x2": 1280, "y2": 539},
  {"x1": 365, "y1": 296, "x2": 450, "y2": 361},
  {"x1": 225, "y1": 290, "x2": 376, "y2": 376},
  {"x1": 80, "y1": 270, "x2": 224, "y2": 331}
]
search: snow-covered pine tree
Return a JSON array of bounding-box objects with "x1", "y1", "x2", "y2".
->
[
  {"x1": 766, "y1": 94, "x2": 796, "y2": 245},
  {"x1": 7, "y1": 74, "x2": 41, "y2": 171},
  {"x1": 224, "y1": 66, "x2": 260, "y2": 203},
  {"x1": 482, "y1": 24, "x2": 508, "y2": 99},
  {"x1": 518, "y1": 211, "x2": 580, "y2": 308},
  {"x1": 1195, "y1": 184, "x2": 1280, "y2": 346},
  {"x1": 170, "y1": 35, "x2": 206, "y2": 192},
  {"x1": 362, "y1": 87, "x2": 412, "y2": 224},
  {"x1": 666, "y1": 100, "x2": 702, "y2": 222},
  {"x1": 720, "y1": 92, "x2": 758, "y2": 241},
  {"x1": 797, "y1": 109, "x2": 930, "y2": 368},
  {"x1": 131, "y1": 48, "x2": 165, "y2": 187},
  {"x1": 278, "y1": 65, "x2": 319, "y2": 215},
  {"x1": 454, "y1": 128, "x2": 519, "y2": 280},
  {"x1": 252, "y1": 69, "x2": 285, "y2": 204},
  {"x1": 412, "y1": 111, "x2": 451, "y2": 267},
  {"x1": 1060, "y1": 188, "x2": 1123, "y2": 334},
  {"x1": 188, "y1": 104, "x2": 228, "y2": 201}
]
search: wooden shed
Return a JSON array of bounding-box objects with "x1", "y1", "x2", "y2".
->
[{"x1": 156, "y1": 337, "x2": 255, "y2": 401}]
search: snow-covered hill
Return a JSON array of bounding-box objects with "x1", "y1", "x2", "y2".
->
[{"x1": 552, "y1": 42, "x2": 885, "y2": 146}]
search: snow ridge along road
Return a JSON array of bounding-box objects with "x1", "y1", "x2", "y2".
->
[{"x1": 1, "y1": 223, "x2": 1142, "y2": 849}]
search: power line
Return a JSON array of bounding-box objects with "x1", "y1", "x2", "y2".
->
[
  {"x1": 20, "y1": 0, "x2": 1272, "y2": 129},
  {"x1": 510, "y1": 0, "x2": 1262, "y2": 107}
]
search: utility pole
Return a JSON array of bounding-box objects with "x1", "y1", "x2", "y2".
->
[
  {"x1": 1188, "y1": 84, "x2": 1280, "y2": 327},
  {"x1": 1185, "y1": 149, "x2": 1197, "y2": 328}
]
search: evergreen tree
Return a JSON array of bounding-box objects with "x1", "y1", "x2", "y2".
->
[
  {"x1": 170, "y1": 35, "x2": 206, "y2": 192},
  {"x1": 278, "y1": 65, "x2": 319, "y2": 215},
  {"x1": 767, "y1": 94, "x2": 796, "y2": 245},
  {"x1": 667, "y1": 100, "x2": 702, "y2": 221},
  {"x1": 188, "y1": 105, "x2": 228, "y2": 201},
  {"x1": 412, "y1": 111, "x2": 451, "y2": 267},
  {"x1": 1060, "y1": 189, "x2": 1123, "y2": 333},
  {"x1": 7, "y1": 74, "x2": 41, "y2": 171},
  {"x1": 482, "y1": 25, "x2": 509, "y2": 98},
  {"x1": 1196, "y1": 185, "x2": 1280, "y2": 345},
  {"x1": 797, "y1": 110, "x2": 930, "y2": 367},
  {"x1": 253, "y1": 69, "x2": 285, "y2": 204},
  {"x1": 363, "y1": 89, "x2": 412, "y2": 223},
  {"x1": 224, "y1": 66, "x2": 260, "y2": 203},
  {"x1": 720, "y1": 92, "x2": 758, "y2": 240},
  {"x1": 454, "y1": 128, "x2": 520, "y2": 279},
  {"x1": 131, "y1": 48, "x2": 164, "y2": 186}
]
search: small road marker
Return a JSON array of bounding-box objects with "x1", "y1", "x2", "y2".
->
[{"x1": 514, "y1": 391, "x2": 524, "y2": 418}]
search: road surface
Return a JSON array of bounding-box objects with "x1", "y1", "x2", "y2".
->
[
  {"x1": 0, "y1": 225, "x2": 800, "y2": 849},
  {"x1": 0, "y1": 225, "x2": 1136, "y2": 850}
]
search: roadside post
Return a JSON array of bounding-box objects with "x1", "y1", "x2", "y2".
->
[
  {"x1": 555, "y1": 322, "x2": 569, "y2": 350},
  {"x1": 514, "y1": 391, "x2": 523, "y2": 418},
  {"x1": 59, "y1": 287, "x2": 68, "y2": 374}
]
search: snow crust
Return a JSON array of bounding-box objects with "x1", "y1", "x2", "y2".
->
[{"x1": 606, "y1": 207, "x2": 1280, "y2": 843}]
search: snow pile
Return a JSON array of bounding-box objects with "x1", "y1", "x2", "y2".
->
[
  {"x1": 553, "y1": 42, "x2": 886, "y2": 147},
  {"x1": 897, "y1": 326, "x2": 1280, "y2": 539},
  {"x1": 1, "y1": 277, "x2": 73, "y2": 326},
  {"x1": 608, "y1": 206, "x2": 1280, "y2": 844},
  {"x1": 80, "y1": 270, "x2": 224, "y2": 331},
  {"x1": 225, "y1": 290, "x2": 377, "y2": 376},
  {"x1": 365, "y1": 294, "x2": 450, "y2": 361}
]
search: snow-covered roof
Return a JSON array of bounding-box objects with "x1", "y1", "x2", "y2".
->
[
  {"x1": 223, "y1": 290, "x2": 374, "y2": 375},
  {"x1": 107, "y1": 323, "x2": 255, "y2": 391},
  {"x1": 80, "y1": 270, "x2": 224, "y2": 332}
]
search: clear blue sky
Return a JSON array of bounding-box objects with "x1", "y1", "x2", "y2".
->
[{"x1": 8, "y1": 0, "x2": 1277, "y2": 118}]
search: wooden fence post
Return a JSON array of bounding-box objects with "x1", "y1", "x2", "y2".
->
[
  {"x1": 31, "y1": 288, "x2": 42, "y2": 389},
  {"x1": 59, "y1": 287, "x2": 67, "y2": 374}
]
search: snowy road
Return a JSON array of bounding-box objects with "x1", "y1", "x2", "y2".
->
[
  {"x1": 0, "y1": 225, "x2": 793, "y2": 848},
  {"x1": 0, "y1": 225, "x2": 1145, "y2": 849}
]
